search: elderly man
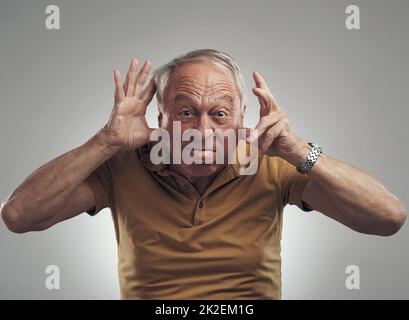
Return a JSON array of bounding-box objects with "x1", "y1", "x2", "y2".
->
[{"x1": 1, "y1": 49, "x2": 406, "y2": 299}]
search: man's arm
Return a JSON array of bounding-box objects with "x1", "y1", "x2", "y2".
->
[
  {"x1": 1, "y1": 57, "x2": 157, "y2": 233},
  {"x1": 248, "y1": 71, "x2": 406, "y2": 236},
  {"x1": 0, "y1": 131, "x2": 120, "y2": 233},
  {"x1": 292, "y1": 147, "x2": 407, "y2": 236}
]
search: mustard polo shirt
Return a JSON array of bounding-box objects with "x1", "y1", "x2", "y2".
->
[{"x1": 84, "y1": 140, "x2": 312, "y2": 299}]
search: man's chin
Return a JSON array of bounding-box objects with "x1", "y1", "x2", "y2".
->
[{"x1": 180, "y1": 162, "x2": 225, "y2": 177}]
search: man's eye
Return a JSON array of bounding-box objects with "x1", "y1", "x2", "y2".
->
[
  {"x1": 215, "y1": 111, "x2": 226, "y2": 117},
  {"x1": 181, "y1": 110, "x2": 193, "y2": 117}
]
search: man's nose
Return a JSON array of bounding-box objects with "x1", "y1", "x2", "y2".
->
[{"x1": 196, "y1": 114, "x2": 214, "y2": 140}]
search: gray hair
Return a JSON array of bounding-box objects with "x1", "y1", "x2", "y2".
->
[{"x1": 153, "y1": 49, "x2": 247, "y2": 113}]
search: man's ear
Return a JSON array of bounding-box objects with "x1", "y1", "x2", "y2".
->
[{"x1": 158, "y1": 111, "x2": 163, "y2": 127}]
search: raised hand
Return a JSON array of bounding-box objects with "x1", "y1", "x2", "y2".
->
[
  {"x1": 101, "y1": 58, "x2": 157, "y2": 151},
  {"x1": 247, "y1": 71, "x2": 308, "y2": 164}
]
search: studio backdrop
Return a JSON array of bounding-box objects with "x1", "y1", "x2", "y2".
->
[{"x1": 0, "y1": 0, "x2": 408, "y2": 299}]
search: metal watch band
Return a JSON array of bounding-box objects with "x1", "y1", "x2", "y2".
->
[{"x1": 296, "y1": 142, "x2": 322, "y2": 174}]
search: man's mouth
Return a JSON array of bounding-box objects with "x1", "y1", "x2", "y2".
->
[
  {"x1": 183, "y1": 145, "x2": 216, "y2": 152},
  {"x1": 184, "y1": 147, "x2": 216, "y2": 163}
]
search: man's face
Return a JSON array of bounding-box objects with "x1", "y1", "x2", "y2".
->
[{"x1": 159, "y1": 61, "x2": 244, "y2": 177}]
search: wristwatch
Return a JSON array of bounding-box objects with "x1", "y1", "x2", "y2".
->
[{"x1": 296, "y1": 142, "x2": 322, "y2": 174}]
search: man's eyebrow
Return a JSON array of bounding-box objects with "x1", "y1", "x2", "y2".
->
[
  {"x1": 214, "y1": 95, "x2": 234, "y2": 104},
  {"x1": 174, "y1": 94, "x2": 197, "y2": 103},
  {"x1": 173, "y1": 93, "x2": 234, "y2": 105}
]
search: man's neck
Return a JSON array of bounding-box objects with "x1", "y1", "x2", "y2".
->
[
  {"x1": 187, "y1": 175, "x2": 217, "y2": 195},
  {"x1": 169, "y1": 164, "x2": 225, "y2": 196}
]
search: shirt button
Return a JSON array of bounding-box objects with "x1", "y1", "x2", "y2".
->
[{"x1": 198, "y1": 201, "x2": 203, "y2": 209}]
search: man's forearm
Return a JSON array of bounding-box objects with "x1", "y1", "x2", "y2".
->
[
  {"x1": 1, "y1": 130, "x2": 119, "y2": 227},
  {"x1": 292, "y1": 143, "x2": 407, "y2": 235}
]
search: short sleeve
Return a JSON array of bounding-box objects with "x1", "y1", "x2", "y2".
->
[
  {"x1": 83, "y1": 160, "x2": 113, "y2": 216},
  {"x1": 276, "y1": 157, "x2": 313, "y2": 212}
]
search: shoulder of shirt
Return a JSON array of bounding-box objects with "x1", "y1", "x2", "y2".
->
[{"x1": 259, "y1": 153, "x2": 291, "y2": 171}]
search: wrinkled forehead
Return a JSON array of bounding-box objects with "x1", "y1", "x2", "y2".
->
[{"x1": 165, "y1": 61, "x2": 241, "y2": 103}]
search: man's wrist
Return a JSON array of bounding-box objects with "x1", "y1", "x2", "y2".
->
[
  {"x1": 286, "y1": 139, "x2": 311, "y2": 167},
  {"x1": 94, "y1": 129, "x2": 122, "y2": 156},
  {"x1": 296, "y1": 142, "x2": 323, "y2": 174}
]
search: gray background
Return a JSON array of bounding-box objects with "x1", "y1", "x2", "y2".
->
[{"x1": 0, "y1": 0, "x2": 408, "y2": 299}]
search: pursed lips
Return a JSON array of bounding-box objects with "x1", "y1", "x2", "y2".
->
[{"x1": 182, "y1": 145, "x2": 216, "y2": 152}]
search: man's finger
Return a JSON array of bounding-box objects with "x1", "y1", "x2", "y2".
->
[
  {"x1": 123, "y1": 58, "x2": 137, "y2": 94},
  {"x1": 253, "y1": 71, "x2": 270, "y2": 91},
  {"x1": 135, "y1": 60, "x2": 151, "y2": 94},
  {"x1": 113, "y1": 69, "x2": 125, "y2": 104},
  {"x1": 252, "y1": 71, "x2": 281, "y2": 114},
  {"x1": 259, "y1": 120, "x2": 286, "y2": 153},
  {"x1": 252, "y1": 87, "x2": 269, "y2": 116},
  {"x1": 126, "y1": 58, "x2": 138, "y2": 96},
  {"x1": 141, "y1": 76, "x2": 157, "y2": 111},
  {"x1": 246, "y1": 112, "x2": 283, "y2": 143},
  {"x1": 252, "y1": 87, "x2": 280, "y2": 114}
]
